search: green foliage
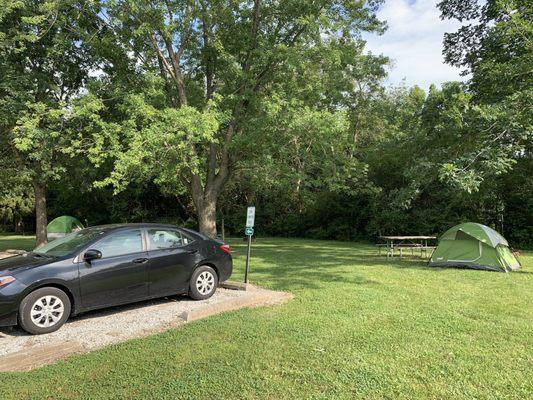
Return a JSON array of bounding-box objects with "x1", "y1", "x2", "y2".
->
[
  {"x1": 0, "y1": 167, "x2": 33, "y2": 229},
  {"x1": 0, "y1": 1, "x2": 530, "y2": 247},
  {"x1": 439, "y1": 0, "x2": 532, "y2": 103},
  {"x1": 221, "y1": 82, "x2": 532, "y2": 248},
  {"x1": 81, "y1": 0, "x2": 389, "y2": 236},
  {"x1": 437, "y1": 0, "x2": 531, "y2": 189},
  {"x1": 0, "y1": 0, "x2": 103, "y2": 241},
  {"x1": 96, "y1": 94, "x2": 225, "y2": 194}
]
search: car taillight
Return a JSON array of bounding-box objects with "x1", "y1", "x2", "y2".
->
[
  {"x1": 220, "y1": 244, "x2": 231, "y2": 255},
  {"x1": 0, "y1": 276, "x2": 15, "y2": 287}
]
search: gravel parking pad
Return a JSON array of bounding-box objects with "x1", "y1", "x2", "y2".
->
[{"x1": 0, "y1": 284, "x2": 292, "y2": 372}]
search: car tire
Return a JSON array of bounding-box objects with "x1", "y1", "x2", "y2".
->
[
  {"x1": 189, "y1": 265, "x2": 218, "y2": 300},
  {"x1": 18, "y1": 287, "x2": 71, "y2": 335}
]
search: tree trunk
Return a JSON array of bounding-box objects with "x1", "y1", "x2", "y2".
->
[
  {"x1": 197, "y1": 196, "x2": 217, "y2": 238},
  {"x1": 33, "y1": 180, "x2": 48, "y2": 248}
]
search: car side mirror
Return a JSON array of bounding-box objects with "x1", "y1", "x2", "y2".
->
[{"x1": 84, "y1": 249, "x2": 102, "y2": 262}]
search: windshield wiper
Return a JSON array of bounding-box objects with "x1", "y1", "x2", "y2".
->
[{"x1": 29, "y1": 252, "x2": 55, "y2": 259}]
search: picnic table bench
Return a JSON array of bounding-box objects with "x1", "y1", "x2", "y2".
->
[{"x1": 378, "y1": 236, "x2": 437, "y2": 259}]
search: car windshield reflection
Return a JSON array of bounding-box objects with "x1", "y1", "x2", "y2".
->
[{"x1": 33, "y1": 228, "x2": 106, "y2": 257}]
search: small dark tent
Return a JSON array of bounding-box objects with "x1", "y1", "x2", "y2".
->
[
  {"x1": 429, "y1": 222, "x2": 521, "y2": 272},
  {"x1": 47, "y1": 216, "x2": 84, "y2": 241}
]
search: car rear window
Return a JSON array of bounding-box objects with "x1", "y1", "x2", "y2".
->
[{"x1": 147, "y1": 229, "x2": 183, "y2": 250}]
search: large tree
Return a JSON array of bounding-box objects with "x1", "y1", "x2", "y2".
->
[
  {"x1": 439, "y1": 0, "x2": 532, "y2": 102},
  {"x1": 436, "y1": 0, "x2": 532, "y2": 227},
  {"x1": 0, "y1": 0, "x2": 98, "y2": 246},
  {"x1": 93, "y1": 0, "x2": 386, "y2": 237}
]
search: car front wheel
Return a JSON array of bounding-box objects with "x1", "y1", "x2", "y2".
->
[
  {"x1": 189, "y1": 266, "x2": 218, "y2": 300},
  {"x1": 18, "y1": 287, "x2": 71, "y2": 335}
]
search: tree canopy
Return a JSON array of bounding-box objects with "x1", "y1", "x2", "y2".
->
[{"x1": 0, "y1": 0, "x2": 531, "y2": 248}]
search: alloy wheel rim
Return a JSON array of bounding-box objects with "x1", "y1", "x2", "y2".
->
[
  {"x1": 196, "y1": 271, "x2": 215, "y2": 295},
  {"x1": 30, "y1": 295, "x2": 64, "y2": 328}
]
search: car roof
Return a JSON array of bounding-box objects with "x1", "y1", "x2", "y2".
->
[
  {"x1": 84, "y1": 223, "x2": 208, "y2": 240},
  {"x1": 90, "y1": 223, "x2": 176, "y2": 229}
]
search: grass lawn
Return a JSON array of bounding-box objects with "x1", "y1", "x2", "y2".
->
[
  {"x1": 1, "y1": 236, "x2": 532, "y2": 399},
  {"x1": 0, "y1": 233, "x2": 35, "y2": 252}
]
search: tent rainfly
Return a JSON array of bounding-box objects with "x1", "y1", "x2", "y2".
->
[
  {"x1": 429, "y1": 222, "x2": 521, "y2": 272},
  {"x1": 47, "y1": 216, "x2": 84, "y2": 241}
]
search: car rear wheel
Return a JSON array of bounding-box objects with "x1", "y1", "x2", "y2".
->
[
  {"x1": 189, "y1": 266, "x2": 218, "y2": 300},
  {"x1": 19, "y1": 287, "x2": 71, "y2": 335}
]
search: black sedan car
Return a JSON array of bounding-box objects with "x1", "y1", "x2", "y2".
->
[{"x1": 0, "y1": 224, "x2": 232, "y2": 334}]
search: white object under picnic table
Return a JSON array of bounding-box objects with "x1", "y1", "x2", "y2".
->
[{"x1": 379, "y1": 236, "x2": 437, "y2": 258}]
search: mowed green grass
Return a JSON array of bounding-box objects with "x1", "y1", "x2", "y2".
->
[
  {"x1": 0, "y1": 233, "x2": 35, "y2": 252},
  {"x1": 1, "y1": 236, "x2": 532, "y2": 399}
]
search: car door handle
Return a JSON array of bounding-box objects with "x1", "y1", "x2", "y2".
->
[
  {"x1": 132, "y1": 257, "x2": 148, "y2": 264},
  {"x1": 186, "y1": 249, "x2": 198, "y2": 254}
]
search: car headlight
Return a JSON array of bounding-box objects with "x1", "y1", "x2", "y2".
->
[{"x1": 0, "y1": 276, "x2": 16, "y2": 287}]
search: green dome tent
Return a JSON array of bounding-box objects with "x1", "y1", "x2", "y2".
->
[
  {"x1": 429, "y1": 222, "x2": 521, "y2": 272},
  {"x1": 47, "y1": 216, "x2": 84, "y2": 241}
]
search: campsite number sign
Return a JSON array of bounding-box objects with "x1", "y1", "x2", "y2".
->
[
  {"x1": 246, "y1": 206, "x2": 255, "y2": 228},
  {"x1": 244, "y1": 206, "x2": 255, "y2": 284}
]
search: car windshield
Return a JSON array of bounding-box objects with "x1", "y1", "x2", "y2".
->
[{"x1": 33, "y1": 228, "x2": 107, "y2": 257}]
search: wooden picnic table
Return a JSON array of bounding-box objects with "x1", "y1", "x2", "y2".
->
[{"x1": 379, "y1": 235, "x2": 437, "y2": 259}]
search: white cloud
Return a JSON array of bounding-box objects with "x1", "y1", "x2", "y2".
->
[{"x1": 363, "y1": 0, "x2": 466, "y2": 90}]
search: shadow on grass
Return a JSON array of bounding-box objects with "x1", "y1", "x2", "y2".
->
[
  {"x1": 229, "y1": 239, "x2": 443, "y2": 291},
  {"x1": 241, "y1": 238, "x2": 528, "y2": 291}
]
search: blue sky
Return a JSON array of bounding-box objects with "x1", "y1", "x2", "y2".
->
[{"x1": 363, "y1": 0, "x2": 466, "y2": 90}]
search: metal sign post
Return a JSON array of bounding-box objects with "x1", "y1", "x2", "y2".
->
[{"x1": 244, "y1": 207, "x2": 255, "y2": 284}]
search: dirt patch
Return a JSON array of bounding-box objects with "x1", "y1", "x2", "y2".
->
[{"x1": 0, "y1": 284, "x2": 292, "y2": 372}]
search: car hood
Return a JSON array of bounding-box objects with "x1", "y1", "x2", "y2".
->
[{"x1": 0, "y1": 253, "x2": 55, "y2": 274}]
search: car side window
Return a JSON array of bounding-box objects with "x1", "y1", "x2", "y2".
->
[
  {"x1": 147, "y1": 229, "x2": 183, "y2": 250},
  {"x1": 92, "y1": 230, "x2": 143, "y2": 258}
]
